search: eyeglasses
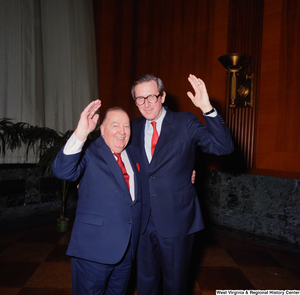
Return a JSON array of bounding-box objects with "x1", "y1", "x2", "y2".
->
[{"x1": 134, "y1": 94, "x2": 161, "y2": 106}]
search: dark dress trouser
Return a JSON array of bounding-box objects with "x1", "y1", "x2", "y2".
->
[
  {"x1": 137, "y1": 214, "x2": 195, "y2": 295},
  {"x1": 71, "y1": 237, "x2": 133, "y2": 295}
]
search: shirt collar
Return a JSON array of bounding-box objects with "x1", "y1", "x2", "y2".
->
[{"x1": 145, "y1": 107, "x2": 166, "y2": 132}]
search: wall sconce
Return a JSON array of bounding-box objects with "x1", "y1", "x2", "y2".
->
[{"x1": 218, "y1": 53, "x2": 254, "y2": 113}]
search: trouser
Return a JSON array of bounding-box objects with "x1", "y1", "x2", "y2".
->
[
  {"x1": 137, "y1": 214, "x2": 195, "y2": 295},
  {"x1": 71, "y1": 238, "x2": 133, "y2": 295}
]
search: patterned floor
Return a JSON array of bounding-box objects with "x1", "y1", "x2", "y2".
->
[{"x1": 0, "y1": 222, "x2": 300, "y2": 295}]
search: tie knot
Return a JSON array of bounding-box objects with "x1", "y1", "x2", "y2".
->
[
  {"x1": 151, "y1": 121, "x2": 157, "y2": 128},
  {"x1": 113, "y1": 153, "x2": 121, "y2": 159}
]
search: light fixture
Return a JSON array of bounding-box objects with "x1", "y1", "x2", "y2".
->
[{"x1": 218, "y1": 53, "x2": 254, "y2": 113}]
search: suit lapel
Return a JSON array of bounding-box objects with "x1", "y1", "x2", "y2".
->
[
  {"x1": 96, "y1": 137, "x2": 131, "y2": 196},
  {"x1": 151, "y1": 108, "x2": 173, "y2": 161},
  {"x1": 135, "y1": 117, "x2": 150, "y2": 168}
]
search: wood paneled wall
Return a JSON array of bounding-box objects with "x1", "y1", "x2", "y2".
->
[
  {"x1": 132, "y1": 0, "x2": 229, "y2": 121},
  {"x1": 225, "y1": 0, "x2": 264, "y2": 169},
  {"x1": 255, "y1": 0, "x2": 300, "y2": 178},
  {"x1": 93, "y1": 0, "x2": 137, "y2": 119},
  {"x1": 93, "y1": 0, "x2": 300, "y2": 179},
  {"x1": 94, "y1": 0, "x2": 230, "y2": 120}
]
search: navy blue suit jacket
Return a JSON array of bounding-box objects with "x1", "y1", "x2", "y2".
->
[
  {"x1": 52, "y1": 136, "x2": 142, "y2": 265},
  {"x1": 130, "y1": 107, "x2": 233, "y2": 238}
]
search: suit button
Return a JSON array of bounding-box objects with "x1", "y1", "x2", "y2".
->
[
  {"x1": 128, "y1": 220, "x2": 131, "y2": 224},
  {"x1": 150, "y1": 176, "x2": 155, "y2": 180}
]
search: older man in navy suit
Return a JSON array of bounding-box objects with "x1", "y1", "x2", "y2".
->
[
  {"x1": 52, "y1": 101, "x2": 141, "y2": 294},
  {"x1": 130, "y1": 74, "x2": 234, "y2": 294}
]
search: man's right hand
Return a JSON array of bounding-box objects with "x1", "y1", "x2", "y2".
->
[
  {"x1": 191, "y1": 169, "x2": 196, "y2": 184},
  {"x1": 74, "y1": 100, "x2": 101, "y2": 142}
]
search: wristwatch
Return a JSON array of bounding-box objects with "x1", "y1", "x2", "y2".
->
[{"x1": 204, "y1": 108, "x2": 215, "y2": 115}]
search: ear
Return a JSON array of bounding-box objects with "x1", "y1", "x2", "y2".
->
[
  {"x1": 100, "y1": 124, "x2": 104, "y2": 136},
  {"x1": 161, "y1": 91, "x2": 166, "y2": 104}
]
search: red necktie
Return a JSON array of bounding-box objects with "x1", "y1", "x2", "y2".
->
[
  {"x1": 113, "y1": 153, "x2": 130, "y2": 191},
  {"x1": 151, "y1": 121, "x2": 159, "y2": 156}
]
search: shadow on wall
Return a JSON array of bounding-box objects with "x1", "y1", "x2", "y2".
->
[{"x1": 163, "y1": 94, "x2": 180, "y2": 112}]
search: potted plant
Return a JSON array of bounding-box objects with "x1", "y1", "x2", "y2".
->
[
  {"x1": 0, "y1": 119, "x2": 74, "y2": 232},
  {"x1": 27, "y1": 127, "x2": 74, "y2": 232},
  {"x1": 1, "y1": 119, "x2": 101, "y2": 232}
]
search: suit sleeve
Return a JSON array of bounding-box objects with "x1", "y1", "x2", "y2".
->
[
  {"x1": 52, "y1": 145, "x2": 88, "y2": 182},
  {"x1": 187, "y1": 112, "x2": 234, "y2": 155}
]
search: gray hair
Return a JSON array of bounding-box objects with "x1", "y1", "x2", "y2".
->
[{"x1": 131, "y1": 74, "x2": 165, "y2": 99}]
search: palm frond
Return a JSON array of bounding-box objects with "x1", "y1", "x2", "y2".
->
[
  {"x1": 37, "y1": 129, "x2": 73, "y2": 174},
  {"x1": 0, "y1": 118, "x2": 23, "y2": 155},
  {"x1": 23, "y1": 126, "x2": 62, "y2": 157},
  {"x1": 0, "y1": 118, "x2": 74, "y2": 163}
]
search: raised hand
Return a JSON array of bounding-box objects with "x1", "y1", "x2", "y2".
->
[
  {"x1": 187, "y1": 74, "x2": 213, "y2": 113},
  {"x1": 74, "y1": 100, "x2": 101, "y2": 141}
]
